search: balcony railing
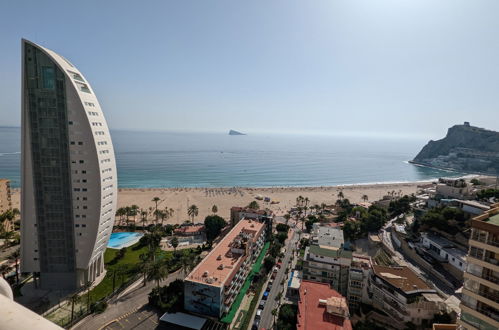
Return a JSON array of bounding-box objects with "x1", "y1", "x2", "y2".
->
[
  {"x1": 482, "y1": 273, "x2": 499, "y2": 285},
  {"x1": 478, "y1": 290, "x2": 499, "y2": 303},
  {"x1": 477, "y1": 306, "x2": 499, "y2": 322}
]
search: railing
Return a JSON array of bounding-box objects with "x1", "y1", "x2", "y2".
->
[
  {"x1": 488, "y1": 240, "x2": 499, "y2": 248},
  {"x1": 478, "y1": 290, "x2": 499, "y2": 303},
  {"x1": 383, "y1": 296, "x2": 409, "y2": 316},
  {"x1": 482, "y1": 273, "x2": 499, "y2": 285},
  {"x1": 477, "y1": 306, "x2": 499, "y2": 322}
]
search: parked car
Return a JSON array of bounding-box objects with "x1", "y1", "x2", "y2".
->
[
  {"x1": 259, "y1": 300, "x2": 266, "y2": 309},
  {"x1": 263, "y1": 291, "x2": 269, "y2": 300},
  {"x1": 256, "y1": 309, "x2": 262, "y2": 319},
  {"x1": 252, "y1": 319, "x2": 260, "y2": 330}
]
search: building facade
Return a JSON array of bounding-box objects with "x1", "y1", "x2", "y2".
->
[
  {"x1": 347, "y1": 254, "x2": 372, "y2": 311},
  {"x1": 184, "y1": 219, "x2": 266, "y2": 318},
  {"x1": 0, "y1": 179, "x2": 12, "y2": 214},
  {"x1": 20, "y1": 39, "x2": 117, "y2": 290},
  {"x1": 459, "y1": 204, "x2": 499, "y2": 330},
  {"x1": 302, "y1": 244, "x2": 352, "y2": 296},
  {"x1": 369, "y1": 265, "x2": 443, "y2": 329}
]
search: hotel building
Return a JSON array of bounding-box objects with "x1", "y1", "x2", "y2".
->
[
  {"x1": 184, "y1": 219, "x2": 266, "y2": 318},
  {"x1": 459, "y1": 203, "x2": 499, "y2": 330},
  {"x1": 347, "y1": 254, "x2": 372, "y2": 311},
  {"x1": 20, "y1": 39, "x2": 117, "y2": 290}
]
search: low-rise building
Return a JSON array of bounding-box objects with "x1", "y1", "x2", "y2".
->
[
  {"x1": 184, "y1": 219, "x2": 266, "y2": 318},
  {"x1": 347, "y1": 254, "x2": 372, "y2": 311},
  {"x1": 459, "y1": 203, "x2": 499, "y2": 330},
  {"x1": 297, "y1": 280, "x2": 352, "y2": 330},
  {"x1": 230, "y1": 206, "x2": 273, "y2": 226},
  {"x1": 302, "y1": 244, "x2": 352, "y2": 296},
  {"x1": 174, "y1": 224, "x2": 205, "y2": 237},
  {"x1": 369, "y1": 265, "x2": 444, "y2": 329},
  {"x1": 434, "y1": 179, "x2": 472, "y2": 200},
  {"x1": 421, "y1": 233, "x2": 467, "y2": 275}
]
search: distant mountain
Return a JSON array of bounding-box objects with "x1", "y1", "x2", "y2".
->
[
  {"x1": 229, "y1": 130, "x2": 245, "y2": 136},
  {"x1": 411, "y1": 122, "x2": 499, "y2": 174}
]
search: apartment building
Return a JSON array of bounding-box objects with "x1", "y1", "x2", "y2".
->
[
  {"x1": 421, "y1": 233, "x2": 467, "y2": 276},
  {"x1": 459, "y1": 204, "x2": 499, "y2": 330},
  {"x1": 302, "y1": 244, "x2": 352, "y2": 296},
  {"x1": 184, "y1": 219, "x2": 266, "y2": 318},
  {"x1": 347, "y1": 254, "x2": 372, "y2": 311},
  {"x1": 0, "y1": 179, "x2": 12, "y2": 214},
  {"x1": 369, "y1": 265, "x2": 443, "y2": 329},
  {"x1": 229, "y1": 206, "x2": 273, "y2": 227}
]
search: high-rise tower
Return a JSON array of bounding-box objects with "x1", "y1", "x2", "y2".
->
[{"x1": 21, "y1": 39, "x2": 117, "y2": 290}]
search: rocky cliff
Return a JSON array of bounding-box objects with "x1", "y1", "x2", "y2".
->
[{"x1": 412, "y1": 123, "x2": 499, "y2": 174}]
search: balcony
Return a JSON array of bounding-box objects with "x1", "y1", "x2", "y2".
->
[{"x1": 478, "y1": 289, "x2": 499, "y2": 306}]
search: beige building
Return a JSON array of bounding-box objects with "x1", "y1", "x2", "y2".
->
[
  {"x1": 459, "y1": 203, "x2": 499, "y2": 330},
  {"x1": 0, "y1": 179, "x2": 12, "y2": 214}
]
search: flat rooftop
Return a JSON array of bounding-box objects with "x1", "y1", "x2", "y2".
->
[
  {"x1": 314, "y1": 226, "x2": 344, "y2": 248},
  {"x1": 185, "y1": 219, "x2": 264, "y2": 288},
  {"x1": 297, "y1": 281, "x2": 352, "y2": 330},
  {"x1": 373, "y1": 265, "x2": 432, "y2": 293}
]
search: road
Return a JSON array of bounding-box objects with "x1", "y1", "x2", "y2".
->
[
  {"x1": 258, "y1": 230, "x2": 298, "y2": 330},
  {"x1": 72, "y1": 270, "x2": 183, "y2": 330},
  {"x1": 380, "y1": 218, "x2": 455, "y2": 297}
]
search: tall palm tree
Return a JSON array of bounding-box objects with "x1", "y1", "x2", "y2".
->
[
  {"x1": 212, "y1": 205, "x2": 218, "y2": 214},
  {"x1": 337, "y1": 190, "x2": 344, "y2": 200},
  {"x1": 83, "y1": 281, "x2": 92, "y2": 312},
  {"x1": 283, "y1": 213, "x2": 291, "y2": 226},
  {"x1": 147, "y1": 259, "x2": 168, "y2": 289},
  {"x1": 130, "y1": 204, "x2": 140, "y2": 223},
  {"x1": 187, "y1": 205, "x2": 199, "y2": 223},
  {"x1": 152, "y1": 197, "x2": 161, "y2": 222},
  {"x1": 8, "y1": 248, "x2": 20, "y2": 284},
  {"x1": 271, "y1": 308, "x2": 278, "y2": 326},
  {"x1": 141, "y1": 210, "x2": 148, "y2": 227},
  {"x1": 180, "y1": 253, "x2": 194, "y2": 276},
  {"x1": 362, "y1": 194, "x2": 369, "y2": 202},
  {"x1": 139, "y1": 253, "x2": 151, "y2": 287},
  {"x1": 171, "y1": 236, "x2": 179, "y2": 253},
  {"x1": 69, "y1": 293, "x2": 81, "y2": 323}
]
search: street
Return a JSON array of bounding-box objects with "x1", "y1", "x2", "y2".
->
[{"x1": 257, "y1": 229, "x2": 298, "y2": 329}]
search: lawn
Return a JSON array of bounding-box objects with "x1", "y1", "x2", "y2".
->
[{"x1": 89, "y1": 244, "x2": 185, "y2": 303}]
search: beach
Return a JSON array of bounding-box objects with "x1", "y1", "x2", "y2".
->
[{"x1": 10, "y1": 182, "x2": 428, "y2": 225}]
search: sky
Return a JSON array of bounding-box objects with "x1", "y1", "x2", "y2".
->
[{"x1": 1, "y1": 0, "x2": 499, "y2": 139}]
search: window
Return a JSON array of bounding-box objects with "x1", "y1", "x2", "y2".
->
[
  {"x1": 70, "y1": 141, "x2": 75, "y2": 145},
  {"x1": 42, "y1": 66, "x2": 55, "y2": 89},
  {"x1": 79, "y1": 160, "x2": 84, "y2": 164},
  {"x1": 78, "y1": 142, "x2": 83, "y2": 145},
  {"x1": 68, "y1": 121, "x2": 73, "y2": 125}
]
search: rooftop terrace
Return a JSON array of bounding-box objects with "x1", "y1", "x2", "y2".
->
[
  {"x1": 185, "y1": 219, "x2": 264, "y2": 287},
  {"x1": 373, "y1": 265, "x2": 432, "y2": 293}
]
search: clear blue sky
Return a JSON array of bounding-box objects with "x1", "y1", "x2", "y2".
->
[{"x1": 1, "y1": 0, "x2": 499, "y2": 139}]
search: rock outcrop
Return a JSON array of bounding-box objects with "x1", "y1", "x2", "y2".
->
[{"x1": 411, "y1": 122, "x2": 499, "y2": 174}]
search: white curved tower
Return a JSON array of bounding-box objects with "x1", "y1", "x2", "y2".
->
[{"x1": 21, "y1": 39, "x2": 117, "y2": 290}]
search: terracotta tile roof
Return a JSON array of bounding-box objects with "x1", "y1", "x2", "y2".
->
[
  {"x1": 174, "y1": 225, "x2": 205, "y2": 235},
  {"x1": 297, "y1": 281, "x2": 352, "y2": 330},
  {"x1": 372, "y1": 265, "x2": 431, "y2": 293},
  {"x1": 185, "y1": 219, "x2": 264, "y2": 288}
]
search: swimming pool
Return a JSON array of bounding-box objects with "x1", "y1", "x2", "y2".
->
[{"x1": 107, "y1": 232, "x2": 144, "y2": 249}]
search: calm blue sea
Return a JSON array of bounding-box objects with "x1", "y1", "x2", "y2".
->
[{"x1": 0, "y1": 127, "x2": 463, "y2": 188}]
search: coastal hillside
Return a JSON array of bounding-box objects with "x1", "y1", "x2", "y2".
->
[{"x1": 412, "y1": 122, "x2": 499, "y2": 174}]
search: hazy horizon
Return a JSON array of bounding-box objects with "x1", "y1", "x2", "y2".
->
[{"x1": 2, "y1": 1, "x2": 499, "y2": 139}]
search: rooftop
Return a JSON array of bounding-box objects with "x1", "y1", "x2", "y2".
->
[
  {"x1": 230, "y1": 206, "x2": 272, "y2": 215},
  {"x1": 308, "y1": 245, "x2": 353, "y2": 259},
  {"x1": 297, "y1": 281, "x2": 352, "y2": 330},
  {"x1": 313, "y1": 225, "x2": 344, "y2": 248},
  {"x1": 185, "y1": 219, "x2": 264, "y2": 287},
  {"x1": 372, "y1": 265, "x2": 432, "y2": 293},
  {"x1": 174, "y1": 224, "x2": 205, "y2": 235},
  {"x1": 486, "y1": 213, "x2": 499, "y2": 226}
]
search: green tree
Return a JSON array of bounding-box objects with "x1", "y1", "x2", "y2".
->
[
  {"x1": 69, "y1": 292, "x2": 81, "y2": 323},
  {"x1": 171, "y1": 236, "x2": 179, "y2": 253},
  {"x1": 211, "y1": 205, "x2": 218, "y2": 214},
  {"x1": 248, "y1": 201, "x2": 259, "y2": 210},
  {"x1": 204, "y1": 215, "x2": 227, "y2": 242},
  {"x1": 148, "y1": 259, "x2": 168, "y2": 289},
  {"x1": 187, "y1": 205, "x2": 199, "y2": 223},
  {"x1": 83, "y1": 281, "x2": 92, "y2": 312}
]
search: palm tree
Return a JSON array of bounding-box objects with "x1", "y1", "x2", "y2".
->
[
  {"x1": 148, "y1": 259, "x2": 168, "y2": 289},
  {"x1": 115, "y1": 207, "x2": 126, "y2": 226},
  {"x1": 337, "y1": 190, "x2": 344, "y2": 200},
  {"x1": 180, "y1": 253, "x2": 194, "y2": 276},
  {"x1": 283, "y1": 213, "x2": 291, "y2": 225},
  {"x1": 152, "y1": 197, "x2": 161, "y2": 222},
  {"x1": 171, "y1": 236, "x2": 179, "y2": 253},
  {"x1": 0, "y1": 263, "x2": 11, "y2": 279},
  {"x1": 130, "y1": 204, "x2": 140, "y2": 223},
  {"x1": 83, "y1": 281, "x2": 92, "y2": 312},
  {"x1": 212, "y1": 205, "x2": 218, "y2": 214},
  {"x1": 8, "y1": 248, "x2": 20, "y2": 284},
  {"x1": 362, "y1": 194, "x2": 369, "y2": 202},
  {"x1": 271, "y1": 308, "x2": 278, "y2": 326},
  {"x1": 321, "y1": 203, "x2": 327, "y2": 212},
  {"x1": 141, "y1": 209, "x2": 148, "y2": 227},
  {"x1": 139, "y1": 253, "x2": 151, "y2": 287},
  {"x1": 187, "y1": 205, "x2": 199, "y2": 223},
  {"x1": 69, "y1": 292, "x2": 81, "y2": 323}
]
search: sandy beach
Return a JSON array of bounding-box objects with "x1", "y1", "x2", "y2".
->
[{"x1": 11, "y1": 182, "x2": 428, "y2": 225}]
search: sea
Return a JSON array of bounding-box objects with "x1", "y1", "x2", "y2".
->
[{"x1": 0, "y1": 127, "x2": 464, "y2": 188}]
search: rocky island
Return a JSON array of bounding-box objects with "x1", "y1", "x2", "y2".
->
[
  {"x1": 229, "y1": 129, "x2": 245, "y2": 135},
  {"x1": 411, "y1": 122, "x2": 499, "y2": 174}
]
